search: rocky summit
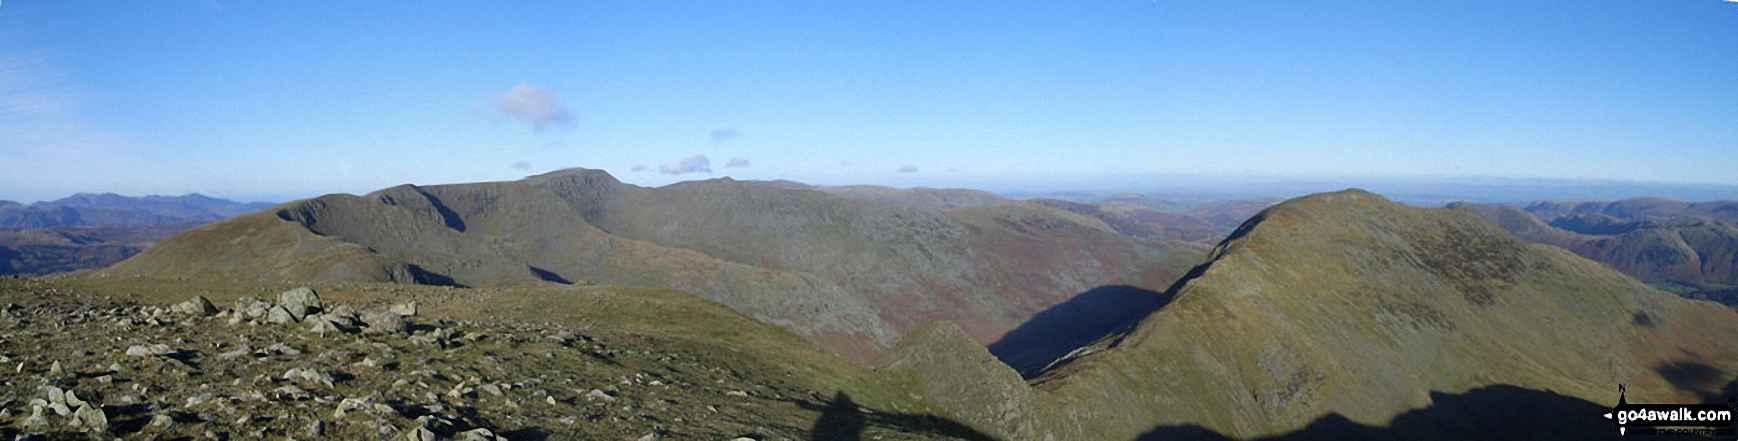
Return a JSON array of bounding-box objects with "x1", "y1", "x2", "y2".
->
[{"x1": 0, "y1": 277, "x2": 991, "y2": 440}]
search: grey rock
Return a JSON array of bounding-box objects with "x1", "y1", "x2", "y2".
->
[
  {"x1": 266, "y1": 305, "x2": 296, "y2": 324},
  {"x1": 171, "y1": 295, "x2": 219, "y2": 316},
  {"x1": 22, "y1": 405, "x2": 47, "y2": 427},
  {"x1": 149, "y1": 413, "x2": 174, "y2": 429},
  {"x1": 405, "y1": 426, "x2": 437, "y2": 441},
  {"x1": 333, "y1": 397, "x2": 369, "y2": 418},
  {"x1": 265, "y1": 343, "x2": 301, "y2": 355},
  {"x1": 585, "y1": 389, "x2": 616, "y2": 403},
  {"x1": 458, "y1": 428, "x2": 501, "y2": 441},
  {"x1": 278, "y1": 287, "x2": 321, "y2": 321},
  {"x1": 331, "y1": 304, "x2": 360, "y2": 321},
  {"x1": 273, "y1": 385, "x2": 310, "y2": 401},
  {"x1": 71, "y1": 404, "x2": 107, "y2": 432},
  {"x1": 389, "y1": 301, "x2": 418, "y2": 317},
  {"x1": 362, "y1": 310, "x2": 407, "y2": 334},
  {"x1": 125, "y1": 343, "x2": 175, "y2": 357},
  {"x1": 479, "y1": 383, "x2": 503, "y2": 397},
  {"x1": 235, "y1": 296, "x2": 272, "y2": 318}
]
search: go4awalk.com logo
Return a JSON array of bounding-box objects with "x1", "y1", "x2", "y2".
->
[{"x1": 1606, "y1": 385, "x2": 1736, "y2": 437}]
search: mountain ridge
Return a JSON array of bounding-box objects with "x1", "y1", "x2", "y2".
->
[{"x1": 105, "y1": 168, "x2": 1207, "y2": 363}]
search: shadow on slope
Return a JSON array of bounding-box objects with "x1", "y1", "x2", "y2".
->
[
  {"x1": 804, "y1": 392, "x2": 996, "y2": 441},
  {"x1": 1137, "y1": 385, "x2": 1630, "y2": 441},
  {"x1": 988, "y1": 285, "x2": 1174, "y2": 378}
]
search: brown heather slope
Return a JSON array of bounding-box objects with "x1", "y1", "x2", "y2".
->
[
  {"x1": 103, "y1": 168, "x2": 1206, "y2": 364},
  {"x1": 1451, "y1": 202, "x2": 1738, "y2": 289},
  {"x1": 0, "y1": 222, "x2": 200, "y2": 276},
  {"x1": 880, "y1": 190, "x2": 1738, "y2": 440}
]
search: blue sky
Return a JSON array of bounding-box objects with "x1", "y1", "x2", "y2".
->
[{"x1": 1, "y1": 1, "x2": 1734, "y2": 203}]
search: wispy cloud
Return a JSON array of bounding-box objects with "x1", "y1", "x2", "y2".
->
[
  {"x1": 494, "y1": 82, "x2": 573, "y2": 132},
  {"x1": 510, "y1": 160, "x2": 532, "y2": 171},
  {"x1": 631, "y1": 164, "x2": 649, "y2": 173},
  {"x1": 898, "y1": 165, "x2": 918, "y2": 173},
  {"x1": 710, "y1": 128, "x2": 740, "y2": 144},
  {"x1": 726, "y1": 157, "x2": 751, "y2": 168},
  {"x1": 660, "y1": 155, "x2": 712, "y2": 174}
]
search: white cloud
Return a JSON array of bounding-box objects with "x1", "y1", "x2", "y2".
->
[
  {"x1": 493, "y1": 82, "x2": 573, "y2": 132},
  {"x1": 726, "y1": 157, "x2": 751, "y2": 168},
  {"x1": 898, "y1": 165, "x2": 918, "y2": 173},
  {"x1": 710, "y1": 128, "x2": 740, "y2": 144},
  {"x1": 660, "y1": 155, "x2": 712, "y2": 175}
]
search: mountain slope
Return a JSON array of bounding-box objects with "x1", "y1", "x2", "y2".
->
[
  {"x1": 888, "y1": 189, "x2": 1738, "y2": 439},
  {"x1": 105, "y1": 168, "x2": 1207, "y2": 363}
]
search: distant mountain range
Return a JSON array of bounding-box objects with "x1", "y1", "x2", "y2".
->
[
  {"x1": 1451, "y1": 198, "x2": 1738, "y2": 308},
  {"x1": 881, "y1": 190, "x2": 1738, "y2": 439},
  {"x1": 104, "y1": 168, "x2": 1208, "y2": 363},
  {"x1": 0, "y1": 193, "x2": 273, "y2": 229},
  {"x1": 0, "y1": 193, "x2": 271, "y2": 276}
]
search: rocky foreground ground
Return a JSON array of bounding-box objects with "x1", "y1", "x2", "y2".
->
[{"x1": 0, "y1": 277, "x2": 984, "y2": 440}]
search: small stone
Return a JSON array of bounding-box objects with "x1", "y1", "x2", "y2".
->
[
  {"x1": 479, "y1": 384, "x2": 503, "y2": 397},
  {"x1": 273, "y1": 385, "x2": 310, "y2": 401},
  {"x1": 149, "y1": 413, "x2": 174, "y2": 429},
  {"x1": 333, "y1": 397, "x2": 369, "y2": 418},
  {"x1": 125, "y1": 343, "x2": 175, "y2": 357},
  {"x1": 266, "y1": 343, "x2": 301, "y2": 355},
  {"x1": 48, "y1": 361, "x2": 62, "y2": 376},
  {"x1": 637, "y1": 433, "x2": 660, "y2": 441},
  {"x1": 546, "y1": 396, "x2": 558, "y2": 405},
  {"x1": 406, "y1": 426, "x2": 437, "y2": 441},
  {"x1": 726, "y1": 390, "x2": 749, "y2": 397},
  {"x1": 585, "y1": 389, "x2": 615, "y2": 403},
  {"x1": 457, "y1": 428, "x2": 500, "y2": 441}
]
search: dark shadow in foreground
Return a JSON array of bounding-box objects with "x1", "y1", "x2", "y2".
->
[
  {"x1": 805, "y1": 392, "x2": 997, "y2": 441},
  {"x1": 1137, "y1": 385, "x2": 1648, "y2": 441},
  {"x1": 988, "y1": 285, "x2": 1173, "y2": 378}
]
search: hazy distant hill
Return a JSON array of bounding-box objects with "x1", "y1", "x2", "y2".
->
[
  {"x1": 1452, "y1": 199, "x2": 1738, "y2": 308},
  {"x1": 881, "y1": 190, "x2": 1738, "y2": 439},
  {"x1": 105, "y1": 168, "x2": 1207, "y2": 363},
  {"x1": 755, "y1": 181, "x2": 1009, "y2": 209},
  {"x1": 0, "y1": 193, "x2": 273, "y2": 229}
]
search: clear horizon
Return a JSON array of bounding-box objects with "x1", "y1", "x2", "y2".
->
[{"x1": 2, "y1": 1, "x2": 1735, "y2": 203}]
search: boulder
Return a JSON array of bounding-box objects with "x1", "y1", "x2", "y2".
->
[
  {"x1": 266, "y1": 305, "x2": 296, "y2": 325},
  {"x1": 362, "y1": 310, "x2": 407, "y2": 335},
  {"x1": 278, "y1": 287, "x2": 322, "y2": 321},
  {"x1": 234, "y1": 296, "x2": 272, "y2": 319},
  {"x1": 389, "y1": 301, "x2": 418, "y2": 317},
  {"x1": 171, "y1": 295, "x2": 219, "y2": 316}
]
